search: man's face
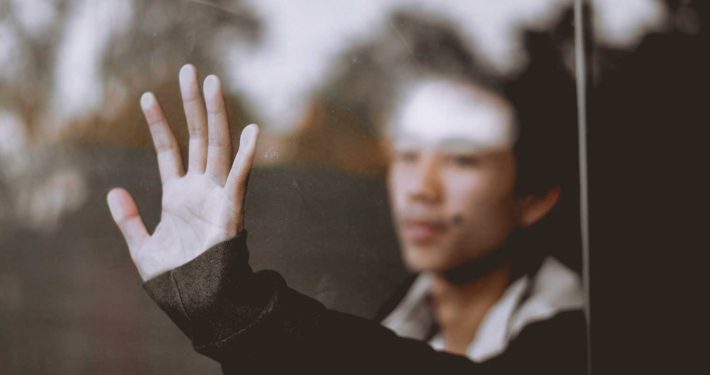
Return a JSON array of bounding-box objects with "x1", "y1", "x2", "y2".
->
[{"x1": 387, "y1": 79, "x2": 522, "y2": 273}]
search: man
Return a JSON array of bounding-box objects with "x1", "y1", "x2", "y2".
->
[
  {"x1": 107, "y1": 53, "x2": 586, "y2": 372},
  {"x1": 379, "y1": 75, "x2": 584, "y2": 362}
]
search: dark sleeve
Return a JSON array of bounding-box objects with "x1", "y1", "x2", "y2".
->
[{"x1": 143, "y1": 232, "x2": 586, "y2": 374}]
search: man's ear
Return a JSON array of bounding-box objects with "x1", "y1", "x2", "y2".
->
[{"x1": 518, "y1": 187, "x2": 561, "y2": 227}]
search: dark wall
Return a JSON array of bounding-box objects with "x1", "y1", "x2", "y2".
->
[{"x1": 589, "y1": 4, "x2": 706, "y2": 373}]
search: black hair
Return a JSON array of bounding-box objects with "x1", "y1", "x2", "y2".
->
[{"x1": 386, "y1": 11, "x2": 579, "y2": 199}]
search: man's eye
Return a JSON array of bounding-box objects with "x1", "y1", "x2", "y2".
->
[{"x1": 447, "y1": 154, "x2": 480, "y2": 166}]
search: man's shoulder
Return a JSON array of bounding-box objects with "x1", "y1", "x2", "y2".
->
[
  {"x1": 474, "y1": 309, "x2": 587, "y2": 374},
  {"x1": 506, "y1": 309, "x2": 587, "y2": 368},
  {"x1": 514, "y1": 309, "x2": 587, "y2": 343}
]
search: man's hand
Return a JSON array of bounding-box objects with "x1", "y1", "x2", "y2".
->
[{"x1": 107, "y1": 64, "x2": 259, "y2": 281}]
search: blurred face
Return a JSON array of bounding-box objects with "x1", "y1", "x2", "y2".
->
[{"x1": 387, "y1": 79, "x2": 522, "y2": 273}]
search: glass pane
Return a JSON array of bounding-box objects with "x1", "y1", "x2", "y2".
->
[{"x1": 1, "y1": 0, "x2": 592, "y2": 373}]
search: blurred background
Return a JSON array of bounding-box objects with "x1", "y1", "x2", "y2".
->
[{"x1": 0, "y1": 0, "x2": 702, "y2": 373}]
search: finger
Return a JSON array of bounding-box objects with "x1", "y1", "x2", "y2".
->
[
  {"x1": 141, "y1": 92, "x2": 185, "y2": 183},
  {"x1": 107, "y1": 188, "x2": 149, "y2": 258},
  {"x1": 179, "y1": 64, "x2": 208, "y2": 173},
  {"x1": 203, "y1": 75, "x2": 232, "y2": 184},
  {"x1": 225, "y1": 124, "x2": 259, "y2": 203}
]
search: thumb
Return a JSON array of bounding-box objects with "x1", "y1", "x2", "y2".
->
[{"x1": 107, "y1": 188, "x2": 149, "y2": 260}]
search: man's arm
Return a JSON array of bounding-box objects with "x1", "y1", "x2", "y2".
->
[
  {"x1": 141, "y1": 231, "x2": 485, "y2": 373},
  {"x1": 143, "y1": 229, "x2": 586, "y2": 374}
]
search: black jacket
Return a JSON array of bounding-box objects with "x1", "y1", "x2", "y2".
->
[{"x1": 144, "y1": 232, "x2": 587, "y2": 374}]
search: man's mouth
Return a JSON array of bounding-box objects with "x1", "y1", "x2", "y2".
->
[{"x1": 402, "y1": 218, "x2": 448, "y2": 243}]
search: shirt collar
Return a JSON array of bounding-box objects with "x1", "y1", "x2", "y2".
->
[{"x1": 382, "y1": 257, "x2": 585, "y2": 362}]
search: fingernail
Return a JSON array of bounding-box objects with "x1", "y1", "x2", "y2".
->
[
  {"x1": 179, "y1": 64, "x2": 196, "y2": 96},
  {"x1": 204, "y1": 75, "x2": 220, "y2": 96},
  {"x1": 140, "y1": 92, "x2": 155, "y2": 110},
  {"x1": 241, "y1": 123, "x2": 259, "y2": 143},
  {"x1": 107, "y1": 189, "x2": 123, "y2": 219}
]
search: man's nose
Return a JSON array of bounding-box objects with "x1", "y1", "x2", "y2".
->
[{"x1": 408, "y1": 157, "x2": 442, "y2": 203}]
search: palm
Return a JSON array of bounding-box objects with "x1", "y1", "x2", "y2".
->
[
  {"x1": 108, "y1": 65, "x2": 259, "y2": 281},
  {"x1": 160, "y1": 176, "x2": 237, "y2": 248},
  {"x1": 143, "y1": 176, "x2": 237, "y2": 272}
]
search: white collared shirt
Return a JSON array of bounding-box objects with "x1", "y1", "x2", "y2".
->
[{"x1": 381, "y1": 257, "x2": 585, "y2": 362}]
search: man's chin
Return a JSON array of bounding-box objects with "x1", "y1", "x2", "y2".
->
[{"x1": 401, "y1": 246, "x2": 458, "y2": 273}]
